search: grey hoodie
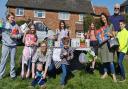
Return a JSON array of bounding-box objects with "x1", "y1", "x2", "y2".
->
[{"x1": 2, "y1": 21, "x2": 22, "y2": 46}]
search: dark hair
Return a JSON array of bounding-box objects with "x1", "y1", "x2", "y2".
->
[
  {"x1": 119, "y1": 20, "x2": 126, "y2": 23},
  {"x1": 27, "y1": 24, "x2": 36, "y2": 34},
  {"x1": 62, "y1": 37, "x2": 70, "y2": 45},
  {"x1": 100, "y1": 13, "x2": 110, "y2": 26},
  {"x1": 6, "y1": 12, "x2": 15, "y2": 20},
  {"x1": 59, "y1": 20, "x2": 66, "y2": 30}
]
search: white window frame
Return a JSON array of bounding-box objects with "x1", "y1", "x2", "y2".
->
[
  {"x1": 58, "y1": 12, "x2": 70, "y2": 20},
  {"x1": 34, "y1": 10, "x2": 45, "y2": 18},
  {"x1": 79, "y1": 14, "x2": 84, "y2": 21},
  {"x1": 15, "y1": 8, "x2": 24, "y2": 16}
]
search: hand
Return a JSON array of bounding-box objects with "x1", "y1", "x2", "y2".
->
[
  {"x1": 10, "y1": 33, "x2": 17, "y2": 38},
  {"x1": 42, "y1": 74, "x2": 46, "y2": 79}
]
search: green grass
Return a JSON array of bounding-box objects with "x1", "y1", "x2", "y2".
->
[{"x1": 0, "y1": 45, "x2": 128, "y2": 89}]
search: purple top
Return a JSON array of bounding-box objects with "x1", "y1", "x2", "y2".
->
[{"x1": 109, "y1": 15, "x2": 124, "y2": 32}]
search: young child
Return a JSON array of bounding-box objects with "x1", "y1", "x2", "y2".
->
[
  {"x1": 31, "y1": 62, "x2": 46, "y2": 88},
  {"x1": 117, "y1": 20, "x2": 128, "y2": 82},
  {"x1": 21, "y1": 24, "x2": 37, "y2": 78},
  {"x1": 60, "y1": 37, "x2": 74, "y2": 88}
]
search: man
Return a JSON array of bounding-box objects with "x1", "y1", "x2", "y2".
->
[{"x1": 109, "y1": 3, "x2": 125, "y2": 32}]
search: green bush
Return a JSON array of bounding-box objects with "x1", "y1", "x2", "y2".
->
[{"x1": 16, "y1": 20, "x2": 27, "y2": 26}]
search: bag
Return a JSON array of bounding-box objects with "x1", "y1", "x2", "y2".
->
[{"x1": 108, "y1": 37, "x2": 119, "y2": 49}]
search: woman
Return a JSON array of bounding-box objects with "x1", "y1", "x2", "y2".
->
[
  {"x1": 31, "y1": 41, "x2": 55, "y2": 79},
  {"x1": 98, "y1": 13, "x2": 117, "y2": 82}
]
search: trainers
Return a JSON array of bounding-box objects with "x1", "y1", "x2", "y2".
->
[
  {"x1": 119, "y1": 78, "x2": 126, "y2": 82},
  {"x1": 101, "y1": 73, "x2": 108, "y2": 79},
  {"x1": 112, "y1": 74, "x2": 117, "y2": 82},
  {"x1": 41, "y1": 84, "x2": 46, "y2": 89},
  {"x1": 61, "y1": 85, "x2": 65, "y2": 89}
]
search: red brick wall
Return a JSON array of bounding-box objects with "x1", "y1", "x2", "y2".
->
[{"x1": 8, "y1": 7, "x2": 81, "y2": 38}]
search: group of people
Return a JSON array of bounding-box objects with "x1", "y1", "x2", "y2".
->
[
  {"x1": 85, "y1": 3, "x2": 128, "y2": 82},
  {"x1": 0, "y1": 3, "x2": 128, "y2": 89}
]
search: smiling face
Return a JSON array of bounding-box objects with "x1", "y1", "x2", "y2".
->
[
  {"x1": 101, "y1": 15, "x2": 107, "y2": 25},
  {"x1": 8, "y1": 15, "x2": 15, "y2": 23},
  {"x1": 119, "y1": 22, "x2": 125, "y2": 30},
  {"x1": 40, "y1": 42, "x2": 47, "y2": 53},
  {"x1": 30, "y1": 25, "x2": 36, "y2": 34},
  {"x1": 90, "y1": 23, "x2": 95, "y2": 29}
]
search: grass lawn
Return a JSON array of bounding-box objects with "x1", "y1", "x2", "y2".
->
[{"x1": 0, "y1": 45, "x2": 128, "y2": 89}]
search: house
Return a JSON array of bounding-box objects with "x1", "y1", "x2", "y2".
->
[
  {"x1": 6, "y1": 0, "x2": 93, "y2": 38},
  {"x1": 93, "y1": 6, "x2": 110, "y2": 16},
  {"x1": 121, "y1": 0, "x2": 128, "y2": 14}
]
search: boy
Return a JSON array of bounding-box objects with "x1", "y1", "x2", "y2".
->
[{"x1": 117, "y1": 20, "x2": 128, "y2": 82}]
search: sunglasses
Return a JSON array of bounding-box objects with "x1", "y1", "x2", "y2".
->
[{"x1": 114, "y1": 8, "x2": 120, "y2": 10}]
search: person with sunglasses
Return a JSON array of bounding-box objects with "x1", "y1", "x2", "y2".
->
[{"x1": 109, "y1": 3, "x2": 125, "y2": 32}]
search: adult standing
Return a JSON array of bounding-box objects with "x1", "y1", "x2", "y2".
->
[
  {"x1": 109, "y1": 3, "x2": 124, "y2": 32},
  {"x1": 98, "y1": 13, "x2": 117, "y2": 82},
  {"x1": 0, "y1": 12, "x2": 22, "y2": 79}
]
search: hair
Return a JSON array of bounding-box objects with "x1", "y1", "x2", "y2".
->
[
  {"x1": 26, "y1": 24, "x2": 36, "y2": 34},
  {"x1": 39, "y1": 40, "x2": 48, "y2": 47},
  {"x1": 119, "y1": 20, "x2": 126, "y2": 24},
  {"x1": 62, "y1": 37, "x2": 70, "y2": 45},
  {"x1": 6, "y1": 12, "x2": 15, "y2": 20},
  {"x1": 100, "y1": 13, "x2": 110, "y2": 26},
  {"x1": 59, "y1": 20, "x2": 66, "y2": 30}
]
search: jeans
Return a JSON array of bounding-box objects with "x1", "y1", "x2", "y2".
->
[
  {"x1": 103, "y1": 62, "x2": 115, "y2": 74},
  {"x1": 0, "y1": 45, "x2": 16, "y2": 78},
  {"x1": 47, "y1": 60, "x2": 56, "y2": 78},
  {"x1": 61, "y1": 64, "x2": 69, "y2": 85},
  {"x1": 117, "y1": 52, "x2": 125, "y2": 79},
  {"x1": 31, "y1": 76, "x2": 45, "y2": 86}
]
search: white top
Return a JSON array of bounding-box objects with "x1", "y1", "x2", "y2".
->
[{"x1": 56, "y1": 29, "x2": 68, "y2": 41}]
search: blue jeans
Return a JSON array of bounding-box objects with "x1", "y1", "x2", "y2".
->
[
  {"x1": 103, "y1": 62, "x2": 115, "y2": 74},
  {"x1": 118, "y1": 52, "x2": 125, "y2": 79},
  {"x1": 31, "y1": 76, "x2": 45, "y2": 86},
  {"x1": 61, "y1": 64, "x2": 69, "y2": 85}
]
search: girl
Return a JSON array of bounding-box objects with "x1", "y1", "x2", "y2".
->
[
  {"x1": 21, "y1": 24, "x2": 37, "y2": 78},
  {"x1": 56, "y1": 20, "x2": 69, "y2": 47},
  {"x1": 98, "y1": 13, "x2": 117, "y2": 82},
  {"x1": 87, "y1": 22, "x2": 98, "y2": 73},
  {"x1": 0, "y1": 12, "x2": 22, "y2": 79}
]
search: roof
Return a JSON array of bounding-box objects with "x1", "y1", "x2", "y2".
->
[
  {"x1": 93, "y1": 6, "x2": 110, "y2": 16},
  {"x1": 6, "y1": 0, "x2": 93, "y2": 14},
  {"x1": 121, "y1": 0, "x2": 128, "y2": 6}
]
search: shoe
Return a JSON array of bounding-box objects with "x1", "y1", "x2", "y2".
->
[
  {"x1": 41, "y1": 84, "x2": 46, "y2": 89},
  {"x1": 11, "y1": 76, "x2": 17, "y2": 80},
  {"x1": 61, "y1": 85, "x2": 65, "y2": 89},
  {"x1": 89, "y1": 68, "x2": 94, "y2": 74},
  {"x1": 101, "y1": 73, "x2": 108, "y2": 79},
  {"x1": 119, "y1": 78, "x2": 126, "y2": 82},
  {"x1": 112, "y1": 74, "x2": 117, "y2": 82}
]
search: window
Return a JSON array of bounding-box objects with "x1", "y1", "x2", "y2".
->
[
  {"x1": 34, "y1": 10, "x2": 45, "y2": 18},
  {"x1": 58, "y1": 12, "x2": 70, "y2": 20},
  {"x1": 79, "y1": 14, "x2": 84, "y2": 21},
  {"x1": 125, "y1": 6, "x2": 128, "y2": 13},
  {"x1": 16, "y1": 8, "x2": 24, "y2": 16}
]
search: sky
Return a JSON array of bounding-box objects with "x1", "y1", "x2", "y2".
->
[{"x1": 0, "y1": 0, "x2": 125, "y2": 19}]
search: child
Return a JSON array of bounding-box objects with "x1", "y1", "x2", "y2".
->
[
  {"x1": 60, "y1": 37, "x2": 74, "y2": 88},
  {"x1": 21, "y1": 24, "x2": 37, "y2": 78},
  {"x1": 117, "y1": 20, "x2": 128, "y2": 82},
  {"x1": 31, "y1": 62, "x2": 46, "y2": 88}
]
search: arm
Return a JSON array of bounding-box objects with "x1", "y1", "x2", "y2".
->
[
  {"x1": 43, "y1": 50, "x2": 52, "y2": 79},
  {"x1": 67, "y1": 48, "x2": 74, "y2": 60},
  {"x1": 31, "y1": 49, "x2": 40, "y2": 78}
]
